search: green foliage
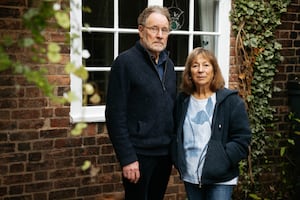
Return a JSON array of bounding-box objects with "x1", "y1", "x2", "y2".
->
[
  {"x1": 230, "y1": 0, "x2": 291, "y2": 199},
  {"x1": 0, "y1": 0, "x2": 98, "y2": 171}
]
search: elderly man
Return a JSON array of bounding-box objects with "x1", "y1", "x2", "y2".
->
[{"x1": 105, "y1": 5, "x2": 176, "y2": 200}]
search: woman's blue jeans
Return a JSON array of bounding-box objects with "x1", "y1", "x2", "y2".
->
[{"x1": 184, "y1": 181, "x2": 234, "y2": 200}]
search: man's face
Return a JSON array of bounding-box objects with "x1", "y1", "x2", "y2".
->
[{"x1": 139, "y1": 12, "x2": 170, "y2": 57}]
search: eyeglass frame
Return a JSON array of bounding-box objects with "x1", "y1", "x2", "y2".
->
[{"x1": 143, "y1": 25, "x2": 170, "y2": 35}]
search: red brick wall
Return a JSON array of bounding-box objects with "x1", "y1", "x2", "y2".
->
[{"x1": 0, "y1": 0, "x2": 299, "y2": 200}]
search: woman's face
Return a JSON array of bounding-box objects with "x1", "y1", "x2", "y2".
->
[{"x1": 190, "y1": 54, "x2": 214, "y2": 90}]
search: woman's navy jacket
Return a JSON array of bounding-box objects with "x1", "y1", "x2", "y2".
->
[
  {"x1": 105, "y1": 41, "x2": 177, "y2": 167},
  {"x1": 172, "y1": 88, "x2": 252, "y2": 184}
]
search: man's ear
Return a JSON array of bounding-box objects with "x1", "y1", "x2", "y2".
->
[{"x1": 138, "y1": 25, "x2": 144, "y2": 38}]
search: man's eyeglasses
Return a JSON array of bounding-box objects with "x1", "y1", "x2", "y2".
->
[{"x1": 144, "y1": 26, "x2": 170, "y2": 35}]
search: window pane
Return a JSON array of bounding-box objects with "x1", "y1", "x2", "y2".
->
[
  {"x1": 83, "y1": 71, "x2": 109, "y2": 106},
  {"x1": 167, "y1": 35, "x2": 188, "y2": 66},
  {"x1": 82, "y1": 0, "x2": 113, "y2": 27},
  {"x1": 83, "y1": 32, "x2": 114, "y2": 67},
  {"x1": 194, "y1": 0, "x2": 218, "y2": 31},
  {"x1": 119, "y1": 34, "x2": 140, "y2": 53},
  {"x1": 193, "y1": 35, "x2": 216, "y2": 52},
  {"x1": 164, "y1": 0, "x2": 189, "y2": 31},
  {"x1": 119, "y1": 0, "x2": 148, "y2": 28}
]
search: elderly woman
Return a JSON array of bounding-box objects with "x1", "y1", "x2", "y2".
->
[{"x1": 172, "y1": 47, "x2": 251, "y2": 200}]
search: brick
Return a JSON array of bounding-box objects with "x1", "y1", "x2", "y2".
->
[
  {"x1": 0, "y1": 165, "x2": 8, "y2": 175},
  {"x1": 0, "y1": 87, "x2": 18, "y2": 98},
  {"x1": 57, "y1": 86, "x2": 69, "y2": 96},
  {"x1": 18, "y1": 142, "x2": 31, "y2": 151},
  {"x1": 26, "y1": 160, "x2": 55, "y2": 172},
  {"x1": 75, "y1": 146, "x2": 99, "y2": 156},
  {"x1": 11, "y1": 109, "x2": 41, "y2": 119},
  {"x1": 0, "y1": 76, "x2": 15, "y2": 86},
  {"x1": 54, "y1": 178, "x2": 80, "y2": 189},
  {"x1": 50, "y1": 118, "x2": 70, "y2": 128},
  {"x1": 33, "y1": 192, "x2": 48, "y2": 200},
  {"x1": 101, "y1": 145, "x2": 114, "y2": 154},
  {"x1": 9, "y1": 185, "x2": 23, "y2": 195},
  {"x1": 34, "y1": 171, "x2": 48, "y2": 181},
  {"x1": 9, "y1": 131, "x2": 39, "y2": 141},
  {"x1": 25, "y1": 182, "x2": 52, "y2": 193},
  {"x1": 48, "y1": 75, "x2": 70, "y2": 85},
  {"x1": 77, "y1": 186, "x2": 102, "y2": 196},
  {"x1": 0, "y1": 186, "x2": 7, "y2": 196},
  {"x1": 0, "y1": 19, "x2": 21, "y2": 30},
  {"x1": 32, "y1": 140, "x2": 53, "y2": 150},
  {"x1": 2, "y1": 153, "x2": 26, "y2": 163},
  {"x1": 83, "y1": 137, "x2": 96, "y2": 145},
  {"x1": 0, "y1": 7, "x2": 21, "y2": 18},
  {"x1": 0, "y1": 110, "x2": 10, "y2": 119},
  {"x1": 0, "y1": 120, "x2": 17, "y2": 130},
  {"x1": 55, "y1": 158, "x2": 74, "y2": 168},
  {"x1": 19, "y1": 98, "x2": 47, "y2": 108},
  {"x1": 45, "y1": 149, "x2": 73, "y2": 159},
  {"x1": 49, "y1": 168, "x2": 76, "y2": 179},
  {"x1": 295, "y1": 40, "x2": 300, "y2": 47},
  {"x1": 19, "y1": 119, "x2": 45, "y2": 129},
  {"x1": 10, "y1": 163, "x2": 25, "y2": 173},
  {"x1": 25, "y1": 87, "x2": 42, "y2": 97},
  {"x1": 0, "y1": 143, "x2": 15, "y2": 153},
  {"x1": 0, "y1": 97, "x2": 18, "y2": 108},
  {"x1": 49, "y1": 189, "x2": 76, "y2": 199},
  {"x1": 0, "y1": 0, "x2": 27, "y2": 6},
  {"x1": 28, "y1": 152, "x2": 42, "y2": 162},
  {"x1": 54, "y1": 107, "x2": 70, "y2": 117},
  {"x1": 40, "y1": 128, "x2": 68, "y2": 138},
  {"x1": 54, "y1": 138, "x2": 82, "y2": 148},
  {"x1": 3, "y1": 174, "x2": 32, "y2": 185},
  {"x1": 41, "y1": 108, "x2": 53, "y2": 117}
]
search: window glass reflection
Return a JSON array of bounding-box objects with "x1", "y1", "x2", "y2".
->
[
  {"x1": 163, "y1": 0, "x2": 189, "y2": 31},
  {"x1": 82, "y1": 0, "x2": 113, "y2": 27},
  {"x1": 119, "y1": 34, "x2": 140, "y2": 53},
  {"x1": 194, "y1": 0, "x2": 217, "y2": 32},
  {"x1": 82, "y1": 32, "x2": 114, "y2": 67},
  {"x1": 193, "y1": 35, "x2": 216, "y2": 52},
  {"x1": 83, "y1": 71, "x2": 109, "y2": 106},
  {"x1": 119, "y1": 0, "x2": 147, "y2": 28},
  {"x1": 167, "y1": 35, "x2": 188, "y2": 66}
]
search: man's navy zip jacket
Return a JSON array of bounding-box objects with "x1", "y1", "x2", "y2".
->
[
  {"x1": 172, "y1": 88, "x2": 252, "y2": 184},
  {"x1": 105, "y1": 41, "x2": 177, "y2": 167}
]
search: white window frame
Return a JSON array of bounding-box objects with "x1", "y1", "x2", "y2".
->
[{"x1": 70, "y1": 0, "x2": 231, "y2": 123}]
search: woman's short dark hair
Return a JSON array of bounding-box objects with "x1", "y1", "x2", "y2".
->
[{"x1": 180, "y1": 47, "x2": 225, "y2": 95}]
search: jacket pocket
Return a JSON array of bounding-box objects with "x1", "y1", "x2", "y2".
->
[{"x1": 202, "y1": 140, "x2": 231, "y2": 180}]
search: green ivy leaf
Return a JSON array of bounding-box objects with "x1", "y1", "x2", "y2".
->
[
  {"x1": 71, "y1": 122, "x2": 87, "y2": 136},
  {"x1": 81, "y1": 160, "x2": 91, "y2": 171},
  {"x1": 280, "y1": 147, "x2": 286, "y2": 157},
  {"x1": 47, "y1": 43, "x2": 61, "y2": 63},
  {"x1": 73, "y1": 65, "x2": 89, "y2": 81},
  {"x1": 65, "y1": 62, "x2": 76, "y2": 73},
  {"x1": 63, "y1": 91, "x2": 78, "y2": 103},
  {"x1": 55, "y1": 11, "x2": 70, "y2": 29}
]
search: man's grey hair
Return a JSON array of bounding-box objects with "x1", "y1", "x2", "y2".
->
[{"x1": 137, "y1": 5, "x2": 171, "y2": 26}]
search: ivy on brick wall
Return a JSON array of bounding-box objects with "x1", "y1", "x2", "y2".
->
[{"x1": 230, "y1": 0, "x2": 291, "y2": 199}]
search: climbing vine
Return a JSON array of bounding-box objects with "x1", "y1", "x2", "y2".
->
[
  {"x1": 0, "y1": 0, "x2": 96, "y2": 169},
  {"x1": 230, "y1": 0, "x2": 291, "y2": 199}
]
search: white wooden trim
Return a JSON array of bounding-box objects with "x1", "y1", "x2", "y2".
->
[{"x1": 70, "y1": 0, "x2": 232, "y2": 123}]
